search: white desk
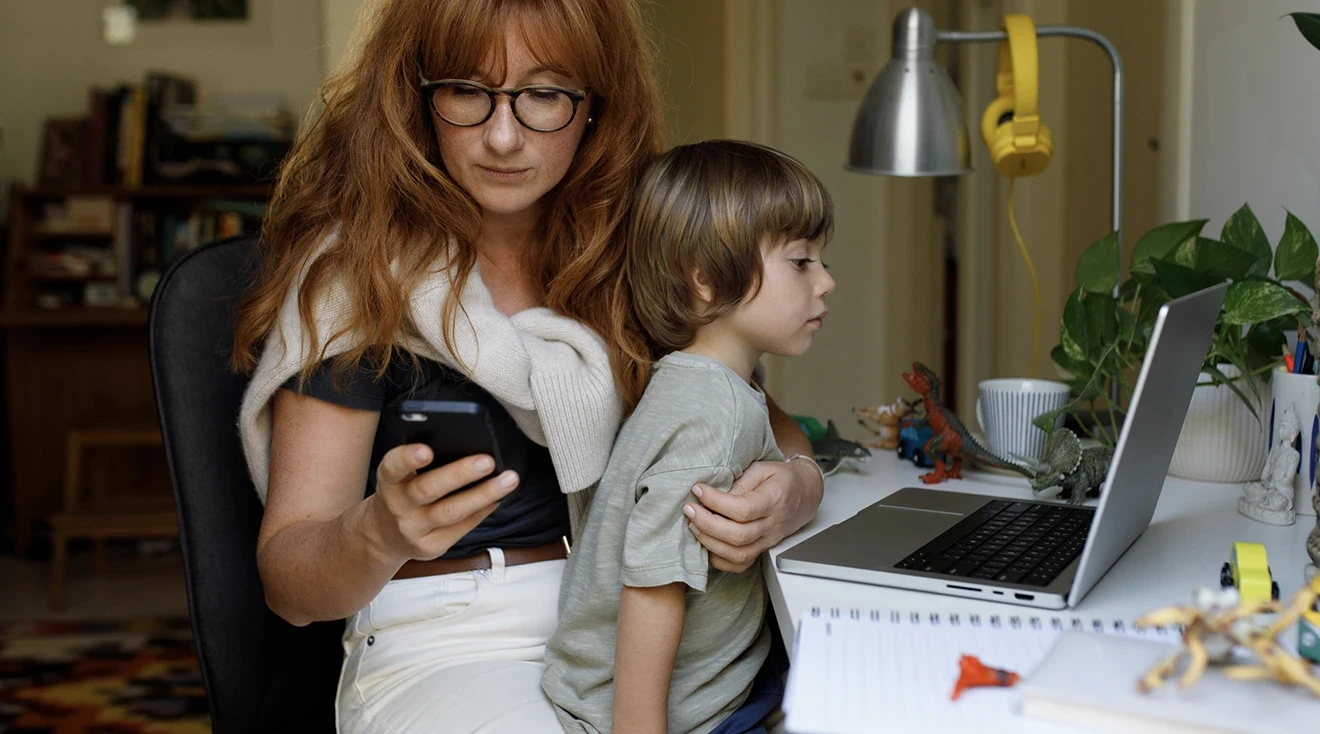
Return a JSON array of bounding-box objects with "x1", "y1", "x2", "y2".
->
[{"x1": 765, "y1": 453, "x2": 1315, "y2": 656}]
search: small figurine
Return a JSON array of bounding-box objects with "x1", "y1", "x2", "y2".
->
[
  {"x1": 1239, "y1": 406, "x2": 1300, "y2": 526},
  {"x1": 901, "y1": 362, "x2": 1034, "y2": 484},
  {"x1": 950, "y1": 654, "x2": 1020, "y2": 701},
  {"x1": 1134, "y1": 584, "x2": 1320, "y2": 698},
  {"x1": 852, "y1": 398, "x2": 917, "y2": 450},
  {"x1": 1219, "y1": 541, "x2": 1281, "y2": 604},
  {"x1": 810, "y1": 419, "x2": 872, "y2": 476},
  {"x1": 1013, "y1": 428, "x2": 1114, "y2": 504}
]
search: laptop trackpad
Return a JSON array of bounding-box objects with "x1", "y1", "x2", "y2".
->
[{"x1": 783, "y1": 501, "x2": 971, "y2": 571}]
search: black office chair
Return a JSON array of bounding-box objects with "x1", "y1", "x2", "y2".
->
[{"x1": 149, "y1": 235, "x2": 342, "y2": 733}]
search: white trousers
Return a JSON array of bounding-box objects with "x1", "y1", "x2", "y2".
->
[{"x1": 337, "y1": 549, "x2": 567, "y2": 733}]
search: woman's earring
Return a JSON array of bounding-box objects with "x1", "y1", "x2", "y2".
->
[{"x1": 587, "y1": 116, "x2": 595, "y2": 125}]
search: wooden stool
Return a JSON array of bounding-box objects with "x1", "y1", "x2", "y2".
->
[{"x1": 49, "y1": 424, "x2": 177, "y2": 611}]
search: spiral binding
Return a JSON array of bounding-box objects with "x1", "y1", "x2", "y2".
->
[{"x1": 806, "y1": 606, "x2": 1183, "y2": 635}]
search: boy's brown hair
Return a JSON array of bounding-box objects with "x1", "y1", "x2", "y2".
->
[{"x1": 612, "y1": 140, "x2": 834, "y2": 405}]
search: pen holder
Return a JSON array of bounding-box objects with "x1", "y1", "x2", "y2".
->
[{"x1": 1270, "y1": 367, "x2": 1320, "y2": 515}]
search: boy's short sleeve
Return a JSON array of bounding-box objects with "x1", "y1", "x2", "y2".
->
[{"x1": 621, "y1": 464, "x2": 734, "y2": 592}]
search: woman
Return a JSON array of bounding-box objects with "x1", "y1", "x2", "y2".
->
[{"x1": 231, "y1": 0, "x2": 824, "y2": 731}]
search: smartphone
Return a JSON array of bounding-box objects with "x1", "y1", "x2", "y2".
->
[{"x1": 383, "y1": 399, "x2": 525, "y2": 481}]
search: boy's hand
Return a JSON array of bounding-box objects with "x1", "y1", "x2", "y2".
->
[{"x1": 685, "y1": 457, "x2": 822, "y2": 572}]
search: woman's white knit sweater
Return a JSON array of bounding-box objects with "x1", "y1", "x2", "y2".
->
[{"x1": 238, "y1": 253, "x2": 621, "y2": 536}]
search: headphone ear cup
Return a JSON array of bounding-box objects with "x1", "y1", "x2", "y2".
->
[
  {"x1": 981, "y1": 96, "x2": 1016, "y2": 170},
  {"x1": 981, "y1": 96, "x2": 1015, "y2": 153}
]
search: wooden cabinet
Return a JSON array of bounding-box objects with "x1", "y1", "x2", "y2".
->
[{"x1": 5, "y1": 183, "x2": 269, "y2": 553}]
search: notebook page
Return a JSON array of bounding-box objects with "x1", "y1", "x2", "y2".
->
[{"x1": 783, "y1": 611, "x2": 1179, "y2": 734}]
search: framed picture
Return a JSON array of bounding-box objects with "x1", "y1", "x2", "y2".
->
[
  {"x1": 37, "y1": 118, "x2": 88, "y2": 188},
  {"x1": 114, "y1": 0, "x2": 269, "y2": 49},
  {"x1": 126, "y1": 0, "x2": 249, "y2": 22}
]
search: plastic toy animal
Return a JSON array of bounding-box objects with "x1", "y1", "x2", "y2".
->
[
  {"x1": 901, "y1": 362, "x2": 1033, "y2": 483},
  {"x1": 1134, "y1": 584, "x2": 1320, "y2": 698},
  {"x1": 852, "y1": 398, "x2": 918, "y2": 450},
  {"x1": 1012, "y1": 428, "x2": 1114, "y2": 504},
  {"x1": 811, "y1": 419, "x2": 872, "y2": 476}
]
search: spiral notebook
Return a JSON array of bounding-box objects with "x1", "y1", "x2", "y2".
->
[{"x1": 782, "y1": 607, "x2": 1183, "y2": 734}]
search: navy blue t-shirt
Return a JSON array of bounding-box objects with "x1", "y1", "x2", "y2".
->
[{"x1": 281, "y1": 355, "x2": 570, "y2": 559}]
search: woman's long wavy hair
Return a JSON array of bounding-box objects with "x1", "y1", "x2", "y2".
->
[{"x1": 231, "y1": 0, "x2": 664, "y2": 407}]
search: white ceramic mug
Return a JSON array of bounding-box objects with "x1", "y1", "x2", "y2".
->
[{"x1": 976, "y1": 378, "x2": 1071, "y2": 463}]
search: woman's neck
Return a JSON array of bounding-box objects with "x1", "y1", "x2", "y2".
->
[{"x1": 476, "y1": 207, "x2": 542, "y2": 315}]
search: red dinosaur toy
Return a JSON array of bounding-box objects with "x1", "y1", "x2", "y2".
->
[{"x1": 901, "y1": 361, "x2": 1033, "y2": 484}]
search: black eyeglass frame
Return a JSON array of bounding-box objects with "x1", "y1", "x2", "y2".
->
[{"x1": 419, "y1": 77, "x2": 590, "y2": 133}]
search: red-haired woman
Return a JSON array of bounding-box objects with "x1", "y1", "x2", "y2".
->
[{"x1": 232, "y1": 0, "x2": 823, "y2": 730}]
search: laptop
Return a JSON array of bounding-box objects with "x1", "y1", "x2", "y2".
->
[{"x1": 777, "y1": 283, "x2": 1229, "y2": 610}]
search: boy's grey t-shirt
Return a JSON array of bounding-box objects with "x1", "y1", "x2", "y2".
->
[{"x1": 542, "y1": 351, "x2": 782, "y2": 734}]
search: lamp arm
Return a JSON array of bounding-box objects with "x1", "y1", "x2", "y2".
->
[{"x1": 937, "y1": 26, "x2": 1123, "y2": 285}]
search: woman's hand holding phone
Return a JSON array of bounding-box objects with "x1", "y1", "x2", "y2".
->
[{"x1": 364, "y1": 444, "x2": 520, "y2": 564}]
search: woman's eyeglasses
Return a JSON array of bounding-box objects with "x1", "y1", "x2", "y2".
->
[{"x1": 420, "y1": 78, "x2": 589, "y2": 133}]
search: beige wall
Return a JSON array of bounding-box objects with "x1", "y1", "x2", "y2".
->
[
  {"x1": 0, "y1": 0, "x2": 325, "y2": 196},
  {"x1": 646, "y1": 1, "x2": 729, "y2": 145},
  {"x1": 323, "y1": 0, "x2": 365, "y2": 77},
  {"x1": 1164, "y1": 0, "x2": 1320, "y2": 243}
]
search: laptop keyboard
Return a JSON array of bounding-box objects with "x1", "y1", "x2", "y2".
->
[{"x1": 894, "y1": 500, "x2": 1094, "y2": 587}]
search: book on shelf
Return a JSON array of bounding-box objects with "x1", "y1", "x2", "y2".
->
[{"x1": 42, "y1": 71, "x2": 291, "y2": 190}]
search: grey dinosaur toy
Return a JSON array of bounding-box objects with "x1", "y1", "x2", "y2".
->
[{"x1": 1014, "y1": 428, "x2": 1114, "y2": 504}]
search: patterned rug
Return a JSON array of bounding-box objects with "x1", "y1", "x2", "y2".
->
[{"x1": 0, "y1": 617, "x2": 209, "y2": 733}]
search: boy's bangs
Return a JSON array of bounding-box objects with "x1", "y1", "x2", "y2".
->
[
  {"x1": 759, "y1": 164, "x2": 835, "y2": 247},
  {"x1": 423, "y1": 0, "x2": 599, "y2": 89}
]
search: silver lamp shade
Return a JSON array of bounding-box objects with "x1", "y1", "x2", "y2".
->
[{"x1": 847, "y1": 8, "x2": 972, "y2": 177}]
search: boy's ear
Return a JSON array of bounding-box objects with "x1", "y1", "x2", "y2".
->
[{"x1": 691, "y1": 268, "x2": 714, "y2": 305}]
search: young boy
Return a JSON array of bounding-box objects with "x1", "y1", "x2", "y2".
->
[{"x1": 541, "y1": 140, "x2": 835, "y2": 734}]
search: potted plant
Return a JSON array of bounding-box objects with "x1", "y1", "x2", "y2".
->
[{"x1": 1037, "y1": 204, "x2": 1316, "y2": 482}]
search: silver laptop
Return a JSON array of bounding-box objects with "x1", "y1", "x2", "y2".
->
[{"x1": 777, "y1": 283, "x2": 1229, "y2": 610}]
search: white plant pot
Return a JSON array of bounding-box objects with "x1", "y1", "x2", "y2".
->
[{"x1": 1168, "y1": 366, "x2": 1268, "y2": 483}]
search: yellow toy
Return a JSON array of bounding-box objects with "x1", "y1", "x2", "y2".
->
[
  {"x1": 1134, "y1": 579, "x2": 1320, "y2": 698},
  {"x1": 981, "y1": 15, "x2": 1054, "y2": 177},
  {"x1": 1218, "y1": 541, "x2": 1280, "y2": 603}
]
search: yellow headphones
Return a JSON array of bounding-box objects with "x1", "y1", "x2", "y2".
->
[{"x1": 980, "y1": 14, "x2": 1053, "y2": 177}]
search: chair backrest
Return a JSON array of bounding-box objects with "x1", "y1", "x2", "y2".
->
[{"x1": 148, "y1": 235, "x2": 342, "y2": 733}]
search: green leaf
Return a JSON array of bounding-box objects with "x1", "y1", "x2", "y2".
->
[
  {"x1": 1082, "y1": 293, "x2": 1119, "y2": 361},
  {"x1": 1245, "y1": 320, "x2": 1288, "y2": 374},
  {"x1": 1050, "y1": 343, "x2": 1089, "y2": 377},
  {"x1": 1220, "y1": 203, "x2": 1272, "y2": 277},
  {"x1": 1221, "y1": 280, "x2": 1310, "y2": 325},
  {"x1": 1151, "y1": 258, "x2": 1223, "y2": 298},
  {"x1": 1061, "y1": 291, "x2": 1089, "y2": 364},
  {"x1": 1131, "y1": 219, "x2": 1207, "y2": 268},
  {"x1": 1033, "y1": 402, "x2": 1075, "y2": 434},
  {"x1": 1205, "y1": 361, "x2": 1262, "y2": 423},
  {"x1": 1274, "y1": 210, "x2": 1318, "y2": 283},
  {"x1": 1288, "y1": 12, "x2": 1320, "y2": 52},
  {"x1": 1167, "y1": 236, "x2": 1257, "y2": 281},
  {"x1": 1074, "y1": 232, "x2": 1120, "y2": 294}
]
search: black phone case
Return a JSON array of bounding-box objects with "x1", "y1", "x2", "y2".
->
[{"x1": 384, "y1": 400, "x2": 525, "y2": 478}]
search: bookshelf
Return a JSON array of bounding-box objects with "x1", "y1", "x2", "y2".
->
[{"x1": 5, "y1": 182, "x2": 270, "y2": 554}]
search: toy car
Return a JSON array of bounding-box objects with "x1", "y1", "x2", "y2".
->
[
  {"x1": 896, "y1": 417, "x2": 935, "y2": 468},
  {"x1": 1219, "y1": 541, "x2": 1279, "y2": 604}
]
